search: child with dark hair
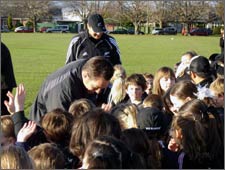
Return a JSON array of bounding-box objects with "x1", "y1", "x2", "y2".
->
[
  {"x1": 41, "y1": 108, "x2": 74, "y2": 146},
  {"x1": 142, "y1": 94, "x2": 164, "y2": 111},
  {"x1": 169, "y1": 115, "x2": 210, "y2": 169},
  {"x1": 81, "y1": 135, "x2": 145, "y2": 169},
  {"x1": 121, "y1": 128, "x2": 162, "y2": 169},
  {"x1": 179, "y1": 99, "x2": 224, "y2": 168},
  {"x1": 69, "y1": 108, "x2": 122, "y2": 166},
  {"x1": 169, "y1": 80, "x2": 197, "y2": 115},
  {"x1": 124, "y1": 73, "x2": 147, "y2": 106},
  {"x1": 68, "y1": 98, "x2": 96, "y2": 119},
  {"x1": 40, "y1": 108, "x2": 79, "y2": 168},
  {"x1": 142, "y1": 73, "x2": 154, "y2": 95},
  {"x1": 187, "y1": 56, "x2": 214, "y2": 88},
  {"x1": 153, "y1": 66, "x2": 176, "y2": 97}
]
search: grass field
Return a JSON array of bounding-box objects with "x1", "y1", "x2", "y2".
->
[{"x1": 1, "y1": 33, "x2": 220, "y2": 116}]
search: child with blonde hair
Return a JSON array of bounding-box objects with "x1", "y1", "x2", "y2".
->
[
  {"x1": 28, "y1": 143, "x2": 65, "y2": 169},
  {"x1": 1, "y1": 145, "x2": 34, "y2": 169},
  {"x1": 210, "y1": 77, "x2": 224, "y2": 108},
  {"x1": 110, "y1": 103, "x2": 138, "y2": 130},
  {"x1": 108, "y1": 64, "x2": 127, "y2": 106}
]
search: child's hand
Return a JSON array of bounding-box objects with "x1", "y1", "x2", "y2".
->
[
  {"x1": 17, "y1": 121, "x2": 37, "y2": 142},
  {"x1": 4, "y1": 83, "x2": 26, "y2": 114},
  {"x1": 168, "y1": 138, "x2": 180, "y2": 152},
  {"x1": 4, "y1": 91, "x2": 15, "y2": 114},
  {"x1": 14, "y1": 84, "x2": 26, "y2": 112},
  {"x1": 101, "y1": 103, "x2": 112, "y2": 113}
]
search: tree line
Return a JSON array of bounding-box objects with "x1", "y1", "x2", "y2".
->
[{"x1": 0, "y1": 0, "x2": 224, "y2": 34}]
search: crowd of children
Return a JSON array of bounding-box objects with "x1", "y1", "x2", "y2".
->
[{"x1": 1, "y1": 50, "x2": 224, "y2": 169}]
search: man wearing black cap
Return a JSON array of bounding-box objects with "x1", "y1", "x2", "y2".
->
[
  {"x1": 65, "y1": 13, "x2": 121, "y2": 66},
  {"x1": 188, "y1": 56, "x2": 214, "y2": 88}
]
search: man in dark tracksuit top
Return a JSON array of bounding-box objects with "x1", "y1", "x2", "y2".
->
[
  {"x1": 66, "y1": 13, "x2": 121, "y2": 66},
  {"x1": 29, "y1": 56, "x2": 114, "y2": 124}
]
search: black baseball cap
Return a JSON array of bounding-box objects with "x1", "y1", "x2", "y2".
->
[
  {"x1": 88, "y1": 13, "x2": 106, "y2": 33},
  {"x1": 137, "y1": 107, "x2": 164, "y2": 132}
]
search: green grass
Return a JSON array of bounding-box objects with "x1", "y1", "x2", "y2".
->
[{"x1": 1, "y1": 33, "x2": 220, "y2": 116}]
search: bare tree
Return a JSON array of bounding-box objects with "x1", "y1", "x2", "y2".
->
[
  {"x1": 21, "y1": 0, "x2": 51, "y2": 32},
  {"x1": 166, "y1": 1, "x2": 211, "y2": 32},
  {"x1": 62, "y1": 1, "x2": 114, "y2": 30},
  {"x1": 0, "y1": 0, "x2": 51, "y2": 32},
  {"x1": 0, "y1": 1, "x2": 23, "y2": 17},
  {"x1": 215, "y1": 1, "x2": 224, "y2": 24},
  {"x1": 62, "y1": 1, "x2": 98, "y2": 30},
  {"x1": 119, "y1": 1, "x2": 147, "y2": 34},
  {"x1": 149, "y1": 1, "x2": 169, "y2": 28}
]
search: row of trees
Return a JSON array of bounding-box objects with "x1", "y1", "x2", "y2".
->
[{"x1": 0, "y1": 1, "x2": 224, "y2": 34}]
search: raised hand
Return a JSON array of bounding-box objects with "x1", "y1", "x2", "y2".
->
[
  {"x1": 4, "y1": 91, "x2": 15, "y2": 114},
  {"x1": 17, "y1": 121, "x2": 37, "y2": 142},
  {"x1": 14, "y1": 84, "x2": 26, "y2": 112}
]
